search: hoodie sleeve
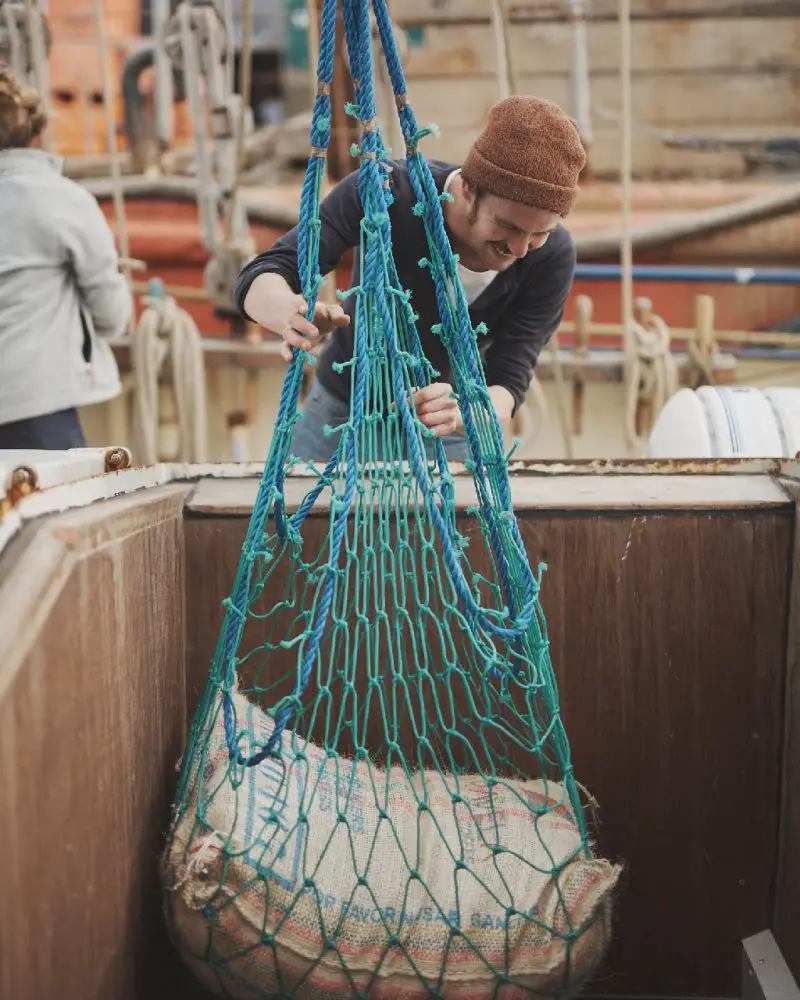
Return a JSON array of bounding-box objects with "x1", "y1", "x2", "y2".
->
[
  {"x1": 482, "y1": 227, "x2": 576, "y2": 413},
  {"x1": 234, "y1": 168, "x2": 364, "y2": 317},
  {"x1": 60, "y1": 184, "x2": 133, "y2": 338}
]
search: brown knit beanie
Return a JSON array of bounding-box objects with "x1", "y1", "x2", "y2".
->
[{"x1": 461, "y1": 96, "x2": 586, "y2": 217}]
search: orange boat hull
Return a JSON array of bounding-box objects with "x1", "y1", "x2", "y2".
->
[{"x1": 101, "y1": 195, "x2": 800, "y2": 341}]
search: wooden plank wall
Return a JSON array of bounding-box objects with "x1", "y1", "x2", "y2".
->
[
  {"x1": 387, "y1": 0, "x2": 800, "y2": 178},
  {"x1": 0, "y1": 471, "x2": 796, "y2": 999},
  {"x1": 183, "y1": 483, "x2": 794, "y2": 998},
  {"x1": 0, "y1": 486, "x2": 193, "y2": 1000},
  {"x1": 776, "y1": 477, "x2": 800, "y2": 984}
]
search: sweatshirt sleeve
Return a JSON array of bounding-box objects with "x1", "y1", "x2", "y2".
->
[
  {"x1": 234, "y1": 168, "x2": 364, "y2": 317},
  {"x1": 60, "y1": 185, "x2": 133, "y2": 338},
  {"x1": 482, "y1": 227, "x2": 576, "y2": 413}
]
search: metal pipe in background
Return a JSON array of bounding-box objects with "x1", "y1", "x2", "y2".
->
[
  {"x1": 152, "y1": 0, "x2": 174, "y2": 150},
  {"x1": 575, "y1": 264, "x2": 800, "y2": 285},
  {"x1": 567, "y1": 0, "x2": 593, "y2": 154}
]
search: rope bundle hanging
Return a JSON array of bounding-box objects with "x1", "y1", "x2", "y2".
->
[
  {"x1": 131, "y1": 284, "x2": 208, "y2": 465},
  {"x1": 162, "y1": 1, "x2": 620, "y2": 996},
  {"x1": 623, "y1": 303, "x2": 679, "y2": 452}
]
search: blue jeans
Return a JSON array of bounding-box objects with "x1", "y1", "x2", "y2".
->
[
  {"x1": 0, "y1": 408, "x2": 86, "y2": 450},
  {"x1": 290, "y1": 380, "x2": 469, "y2": 463}
]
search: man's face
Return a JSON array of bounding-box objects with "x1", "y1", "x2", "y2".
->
[{"x1": 463, "y1": 187, "x2": 561, "y2": 271}]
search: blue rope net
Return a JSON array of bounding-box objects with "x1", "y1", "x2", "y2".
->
[{"x1": 162, "y1": 1, "x2": 620, "y2": 997}]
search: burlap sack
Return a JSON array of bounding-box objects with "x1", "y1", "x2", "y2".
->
[{"x1": 165, "y1": 693, "x2": 619, "y2": 1000}]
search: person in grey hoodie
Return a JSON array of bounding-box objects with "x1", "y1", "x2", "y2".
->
[{"x1": 0, "y1": 65, "x2": 132, "y2": 449}]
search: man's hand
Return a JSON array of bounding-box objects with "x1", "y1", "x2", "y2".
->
[
  {"x1": 243, "y1": 273, "x2": 349, "y2": 362},
  {"x1": 277, "y1": 296, "x2": 349, "y2": 362},
  {"x1": 411, "y1": 383, "x2": 461, "y2": 437}
]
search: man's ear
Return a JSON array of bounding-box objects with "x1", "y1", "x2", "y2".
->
[{"x1": 461, "y1": 176, "x2": 477, "y2": 207}]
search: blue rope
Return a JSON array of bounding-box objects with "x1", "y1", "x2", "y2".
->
[
  {"x1": 221, "y1": 0, "x2": 340, "y2": 763},
  {"x1": 222, "y1": 0, "x2": 549, "y2": 766}
]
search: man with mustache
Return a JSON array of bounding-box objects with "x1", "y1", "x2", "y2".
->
[{"x1": 235, "y1": 95, "x2": 586, "y2": 462}]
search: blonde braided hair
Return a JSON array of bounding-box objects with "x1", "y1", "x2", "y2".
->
[{"x1": 0, "y1": 63, "x2": 47, "y2": 151}]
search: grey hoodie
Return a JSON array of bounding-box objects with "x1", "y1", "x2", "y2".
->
[{"x1": 0, "y1": 147, "x2": 132, "y2": 425}]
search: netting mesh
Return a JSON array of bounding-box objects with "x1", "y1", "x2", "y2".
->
[{"x1": 162, "y1": 1, "x2": 619, "y2": 996}]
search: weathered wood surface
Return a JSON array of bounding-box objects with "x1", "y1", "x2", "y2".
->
[
  {"x1": 0, "y1": 486, "x2": 191, "y2": 1000},
  {"x1": 401, "y1": 18, "x2": 800, "y2": 76},
  {"x1": 403, "y1": 73, "x2": 799, "y2": 128},
  {"x1": 388, "y1": 15, "x2": 800, "y2": 177},
  {"x1": 402, "y1": 122, "x2": 800, "y2": 179},
  {"x1": 184, "y1": 485, "x2": 794, "y2": 997},
  {"x1": 185, "y1": 472, "x2": 790, "y2": 515}
]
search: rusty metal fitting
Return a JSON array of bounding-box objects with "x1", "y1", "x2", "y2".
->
[
  {"x1": 104, "y1": 447, "x2": 132, "y2": 473},
  {"x1": 7, "y1": 465, "x2": 37, "y2": 504}
]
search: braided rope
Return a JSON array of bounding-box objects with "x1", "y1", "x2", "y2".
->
[{"x1": 199, "y1": 0, "x2": 582, "y2": 839}]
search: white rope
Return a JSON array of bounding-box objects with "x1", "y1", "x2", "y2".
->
[
  {"x1": 24, "y1": 0, "x2": 50, "y2": 149},
  {"x1": 511, "y1": 374, "x2": 548, "y2": 456},
  {"x1": 489, "y1": 0, "x2": 512, "y2": 100},
  {"x1": 1, "y1": 0, "x2": 51, "y2": 146},
  {"x1": 616, "y1": 0, "x2": 679, "y2": 452},
  {"x1": 488, "y1": 0, "x2": 575, "y2": 459},
  {"x1": 226, "y1": 0, "x2": 253, "y2": 242},
  {"x1": 0, "y1": 2, "x2": 22, "y2": 74},
  {"x1": 619, "y1": 0, "x2": 637, "y2": 453},
  {"x1": 131, "y1": 293, "x2": 208, "y2": 466},
  {"x1": 85, "y1": 0, "x2": 207, "y2": 464},
  {"x1": 623, "y1": 312, "x2": 679, "y2": 449},
  {"x1": 568, "y1": 0, "x2": 593, "y2": 151},
  {"x1": 92, "y1": 0, "x2": 130, "y2": 271}
]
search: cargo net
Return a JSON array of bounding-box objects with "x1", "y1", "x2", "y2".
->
[{"x1": 162, "y1": 1, "x2": 620, "y2": 997}]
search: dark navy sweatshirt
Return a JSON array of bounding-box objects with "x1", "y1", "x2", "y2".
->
[{"x1": 234, "y1": 158, "x2": 576, "y2": 414}]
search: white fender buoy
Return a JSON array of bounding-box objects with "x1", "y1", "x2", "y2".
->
[{"x1": 646, "y1": 386, "x2": 800, "y2": 459}]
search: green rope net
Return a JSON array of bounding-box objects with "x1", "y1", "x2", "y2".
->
[{"x1": 162, "y1": 1, "x2": 620, "y2": 997}]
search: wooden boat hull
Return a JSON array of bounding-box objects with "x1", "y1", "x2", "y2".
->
[{"x1": 1, "y1": 457, "x2": 799, "y2": 998}]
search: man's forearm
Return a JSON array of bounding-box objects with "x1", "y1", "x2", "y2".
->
[
  {"x1": 454, "y1": 384, "x2": 515, "y2": 431},
  {"x1": 487, "y1": 385, "x2": 515, "y2": 423},
  {"x1": 243, "y1": 272, "x2": 300, "y2": 334}
]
